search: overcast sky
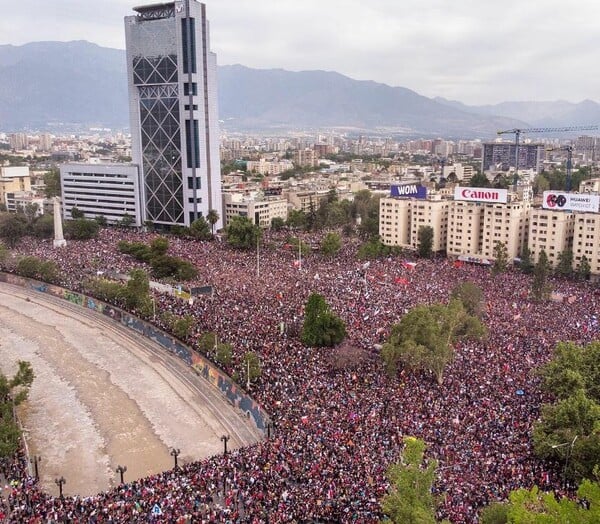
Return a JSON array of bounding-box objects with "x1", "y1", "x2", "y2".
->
[{"x1": 2, "y1": 0, "x2": 599, "y2": 105}]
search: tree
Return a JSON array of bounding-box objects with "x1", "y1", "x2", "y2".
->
[
  {"x1": 301, "y1": 292, "x2": 346, "y2": 348},
  {"x1": 519, "y1": 245, "x2": 534, "y2": 275},
  {"x1": 556, "y1": 249, "x2": 574, "y2": 277},
  {"x1": 532, "y1": 249, "x2": 551, "y2": 301},
  {"x1": 204, "y1": 209, "x2": 219, "y2": 235},
  {"x1": 357, "y1": 237, "x2": 391, "y2": 260},
  {"x1": 32, "y1": 213, "x2": 55, "y2": 238},
  {"x1": 0, "y1": 243, "x2": 8, "y2": 266},
  {"x1": 95, "y1": 215, "x2": 108, "y2": 226},
  {"x1": 215, "y1": 343, "x2": 233, "y2": 367},
  {"x1": 470, "y1": 172, "x2": 490, "y2": 187},
  {"x1": 506, "y1": 481, "x2": 600, "y2": 523},
  {"x1": 0, "y1": 212, "x2": 27, "y2": 247},
  {"x1": 479, "y1": 502, "x2": 509, "y2": 524},
  {"x1": 381, "y1": 437, "x2": 439, "y2": 524},
  {"x1": 287, "y1": 209, "x2": 308, "y2": 230},
  {"x1": 450, "y1": 281, "x2": 484, "y2": 317},
  {"x1": 492, "y1": 241, "x2": 509, "y2": 275},
  {"x1": 120, "y1": 213, "x2": 134, "y2": 228},
  {"x1": 189, "y1": 216, "x2": 212, "y2": 240},
  {"x1": 270, "y1": 217, "x2": 285, "y2": 231},
  {"x1": 417, "y1": 226, "x2": 434, "y2": 258},
  {"x1": 197, "y1": 332, "x2": 217, "y2": 354},
  {"x1": 70, "y1": 206, "x2": 85, "y2": 219},
  {"x1": 226, "y1": 215, "x2": 262, "y2": 250},
  {"x1": 122, "y1": 268, "x2": 151, "y2": 311},
  {"x1": 577, "y1": 255, "x2": 591, "y2": 281},
  {"x1": 242, "y1": 351, "x2": 262, "y2": 386},
  {"x1": 381, "y1": 299, "x2": 486, "y2": 384},
  {"x1": 0, "y1": 361, "x2": 34, "y2": 457},
  {"x1": 43, "y1": 168, "x2": 61, "y2": 198},
  {"x1": 64, "y1": 218, "x2": 100, "y2": 240},
  {"x1": 533, "y1": 389, "x2": 600, "y2": 482},
  {"x1": 151, "y1": 254, "x2": 198, "y2": 280},
  {"x1": 320, "y1": 232, "x2": 342, "y2": 257},
  {"x1": 172, "y1": 315, "x2": 195, "y2": 340}
]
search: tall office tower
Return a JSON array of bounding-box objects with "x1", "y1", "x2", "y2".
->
[{"x1": 125, "y1": 1, "x2": 222, "y2": 228}]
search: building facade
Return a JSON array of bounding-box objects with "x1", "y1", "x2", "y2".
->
[
  {"x1": 482, "y1": 143, "x2": 544, "y2": 173},
  {"x1": 573, "y1": 214, "x2": 600, "y2": 275},
  {"x1": 125, "y1": 0, "x2": 222, "y2": 228},
  {"x1": 60, "y1": 163, "x2": 142, "y2": 226},
  {"x1": 0, "y1": 167, "x2": 31, "y2": 206},
  {"x1": 222, "y1": 192, "x2": 288, "y2": 228},
  {"x1": 380, "y1": 197, "x2": 449, "y2": 253},
  {"x1": 527, "y1": 209, "x2": 575, "y2": 267}
]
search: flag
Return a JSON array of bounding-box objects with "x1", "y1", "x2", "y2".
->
[
  {"x1": 394, "y1": 277, "x2": 409, "y2": 286},
  {"x1": 453, "y1": 260, "x2": 463, "y2": 268},
  {"x1": 402, "y1": 261, "x2": 417, "y2": 270}
]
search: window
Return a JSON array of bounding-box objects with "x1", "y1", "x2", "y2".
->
[
  {"x1": 185, "y1": 119, "x2": 200, "y2": 168},
  {"x1": 184, "y1": 82, "x2": 198, "y2": 96},
  {"x1": 181, "y1": 18, "x2": 197, "y2": 74}
]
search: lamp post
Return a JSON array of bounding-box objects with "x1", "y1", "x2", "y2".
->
[
  {"x1": 221, "y1": 435, "x2": 230, "y2": 455},
  {"x1": 170, "y1": 448, "x2": 181, "y2": 469},
  {"x1": 266, "y1": 421, "x2": 273, "y2": 439},
  {"x1": 115, "y1": 465, "x2": 127, "y2": 484},
  {"x1": 32, "y1": 455, "x2": 42, "y2": 481},
  {"x1": 552, "y1": 435, "x2": 578, "y2": 489},
  {"x1": 54, "y1": 476, "x2": 66, "y2": 498}
]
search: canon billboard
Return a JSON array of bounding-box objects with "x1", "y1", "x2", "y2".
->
[
  {"x1": 391, "y1": 183, "x2": 427, "y2": 199},
  {"x1": 542, "y1": 191, "x2": 600, "y2": 213},
  {"x1": 454, "y1": 187, "x2": 508, "y2": 204}
]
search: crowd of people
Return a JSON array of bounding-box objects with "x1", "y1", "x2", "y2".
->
[{"x1": 2, "y1": 227, "x2": 599, "y2": 522}]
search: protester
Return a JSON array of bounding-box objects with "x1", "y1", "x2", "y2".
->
[{"x1": 4, "y1": 228, "x2": 598, "y2": 523}]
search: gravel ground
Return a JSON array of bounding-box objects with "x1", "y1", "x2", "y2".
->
[{"x1": 0, "y1": 284, "x2": 257, "y2": 498}]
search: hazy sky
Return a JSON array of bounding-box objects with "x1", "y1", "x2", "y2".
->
[{"x1": 2, "y1": 0, "x2": 599, "y2": 105}]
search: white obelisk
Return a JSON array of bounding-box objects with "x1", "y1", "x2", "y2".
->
[{"x1": 53, "y1": 196, "x2": 67, "y2": 248}]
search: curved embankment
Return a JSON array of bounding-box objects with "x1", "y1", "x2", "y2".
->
[{"x1": 0, "y1": 278, "x2": 265, "y2": 497}]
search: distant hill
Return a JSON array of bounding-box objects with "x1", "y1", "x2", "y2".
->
[
  {"x1": 0, "y1": 41, "x2": 128, "y2": 130},
  {"x1": 9, "y1": 40, "x2": 599, "y2": 138},
  {"x1": 434, "y1": 97, "x2": 600, "y2": 130}
]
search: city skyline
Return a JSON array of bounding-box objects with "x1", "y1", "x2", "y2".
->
[{"x1": 2, "y1": 0, "x2": 600, "y2": 106}]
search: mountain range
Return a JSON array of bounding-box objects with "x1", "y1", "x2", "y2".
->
[{"x1": 0, "y1": 40, "x2": 598, "y2": 138}]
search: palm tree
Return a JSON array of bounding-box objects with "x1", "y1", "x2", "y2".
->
[{"x1": 207, "y1": 209, "x2": 220, "y2": 236}]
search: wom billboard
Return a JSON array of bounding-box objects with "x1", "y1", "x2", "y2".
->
[
  {"x1": 391, "y1": 183, "x2": 427, "y2": 199},
  {"x1": 542, "y1": 191, "x2": 600, "y2": 213},
  {"x1": 454, "y1": 187, "x2": 508, "y2": 203}
]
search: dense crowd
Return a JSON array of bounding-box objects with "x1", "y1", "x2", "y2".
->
[{"x1": 2, "y1": 228, "x2": 599, "y2": 523}]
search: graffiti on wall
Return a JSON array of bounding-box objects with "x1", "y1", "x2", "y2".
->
[{"x1": 0, "y1": 272, "x2": 269, "y2": 432}]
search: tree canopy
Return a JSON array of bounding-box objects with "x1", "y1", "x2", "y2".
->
[
  {"x1": 381, "y1": 299, "x2": 487, "y2": 384},
  {"x1": 417, "y1": 226, "x2": 434, "y2": 258},
  {"x1": 225, "y1": 215, "x2": 262, "y2": 250},
  {"x1": 0, "y1": 361, "x2": 34, "y2": 457},
  {"x1": 301, "y1": 292, "x2": 346, "y2": 348},
  {"x1": 381, "y1": 436, "x2": 440, "y2": 524}
]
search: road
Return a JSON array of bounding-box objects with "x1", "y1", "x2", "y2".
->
[{"x1": 0, "y1": 282, "x2": 262, "y2": 497}]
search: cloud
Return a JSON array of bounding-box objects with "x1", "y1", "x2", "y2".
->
[{"x1": 2, "y1": 0, "x2": 600, "y2": 105}]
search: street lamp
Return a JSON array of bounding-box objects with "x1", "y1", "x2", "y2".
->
[
  {"x1": 32, "y1": 455, "x2": 42, "y2": 481},
  {"x1": 170, "y1": 448, "x2": 181, "y2": 469},
  {"x1": 115, "y1": 465, "x2": 127, "y2": 484},
  {"x1": 266, "y1": 421, "x2": 273, "y2": 439},
  {"x1": 552, "y1": 435, "x2": 578, "y2": 489},
  {"x1": 221, "y1": 435, "x2": 230, "y2": 455},
  {"x1": 54, "y1": 476, "x2": 66, "y2": 498}
]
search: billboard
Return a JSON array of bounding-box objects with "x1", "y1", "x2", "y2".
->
[
  {"x1": 454, "y1": 186, "x2": 508, "y2": 203},
  {"x1": 542, "y1": 191, "x2": 600, "y2": 213},
  {"x1": 391, "y1": 183, "x2": 427, "y2": 199}
]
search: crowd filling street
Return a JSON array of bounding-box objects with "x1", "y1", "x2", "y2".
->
[{"x1": 1, "y1": 228, "x2": 599, "y2": 523}]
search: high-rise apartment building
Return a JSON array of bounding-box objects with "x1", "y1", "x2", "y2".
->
[
  {"x1": 125, "y1": 0, "x2": 222, "y2": 228},
  {"x1": 482, "y1": 143, "x2": 544, "y2": 173}
]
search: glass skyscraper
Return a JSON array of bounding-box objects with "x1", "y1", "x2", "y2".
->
[{"x1": 125, "y1": 1, "x2": 222, "y2": 228}]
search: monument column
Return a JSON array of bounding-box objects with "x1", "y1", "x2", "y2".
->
[{"x1": 53, "y1": 196, "x2": 67, "y2": 248}]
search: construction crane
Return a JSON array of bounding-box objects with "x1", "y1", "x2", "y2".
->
[
  {"x1": 496, "y1": 125, "x2": 599, "y2": 181},
  {"x1": 545, "y1": 144, "x2": 598, "y2": 191}
]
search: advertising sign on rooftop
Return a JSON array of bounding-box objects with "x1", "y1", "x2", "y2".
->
[
  {"x1": 454, "y1": 186, "x2": 508, "y2": 204},
  {"x1": 391, "y1": 183, "x2": 427, "y2": 199},
  {"x1": 542, "y1": 191, "x2": 600, "y2": 213}
]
